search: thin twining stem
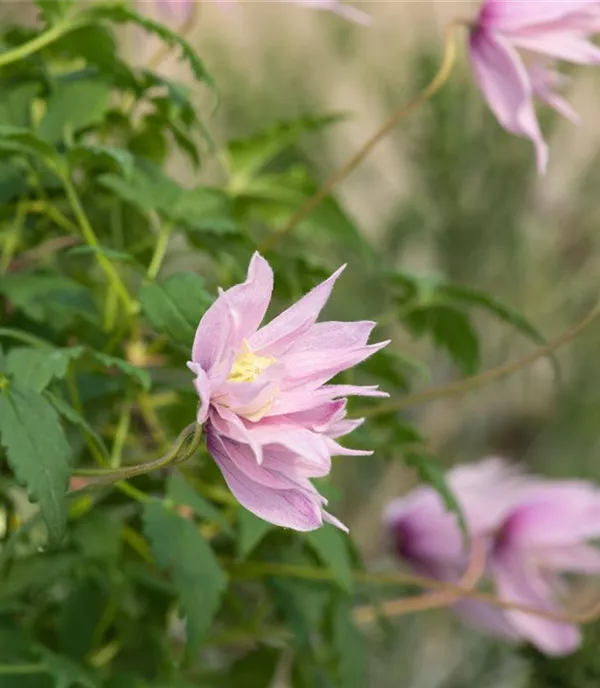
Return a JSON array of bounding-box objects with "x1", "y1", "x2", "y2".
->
[
  {"x1": 353, "y1": 537, "x2": 486, "y2": 624},
  {"x1": 360, "y1": 300, "x2": 600, "y2": 419},
  {"x1": 230, "y1": 556, "x2": 600, "y2": 626},
  {"x1": 259, "y1": 19, "x2": 463, "y2": 253},
  {"x1": 71, "y1": 422, "x2": 202, "y2": 483}
]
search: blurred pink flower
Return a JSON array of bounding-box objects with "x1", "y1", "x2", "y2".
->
[
  {"x1": 385, "y1": 458, "x2": 600, "y2": 655},
  {"x1": 157, "y1": 0, "x2": 369, "y2": 24},
  {"x1": 468, "y1": 0, "x2": 600, "y2": 173},
  {"x1": 190, "y1": 252, "x2": 389, "y2": 532}
]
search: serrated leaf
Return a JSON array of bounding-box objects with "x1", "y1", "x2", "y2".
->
[
  {"x1": 38, "y1": 78, "x2": 112, "y2": 143},
  {"x1": 227, "y1": 114, "x2": 344, "y2": 189},
  {"x1": 167, "y1": 473, "x2": 233, "y2": 536},
  {"x1": 404, "y1": 450, "x2": 467, "y2": 538},
  {"x1": 68, "y1": 144, "x2": 134, "y2": 178},
  {"x1": 406, "y1": 305, "x2": 480, "y2": 375},
  {"x1": 139, "y1": 272, "x2": 213, "y2": 346},
  {"x1": 0, "y1": 384, "x2": 72, "y2": 545},
  {"x1": 91, "y1": 352, "x2": 151, "y2": 391},
  {"x1": 142, "y1": 502, "x2": 227, "y2": 648},
  {"x1": 84, "y1": 3, "x2": 215, "y2": 91},
  {"x1": 6, "y1": 346, "x2": 83, "y2": 392},
  {"x1": 305, "y1": 525, "x2": 353, "y2": 593},
  {"x1": 34, "y1": 0, "x2": 74, "y2": 25},
  {"x1": 237, "y1": 507, "x2": 272, "y2": 559}
]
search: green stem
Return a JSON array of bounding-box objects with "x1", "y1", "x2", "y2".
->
[
  {"x1": 72, "y1": 422, "x2": 201, "y2": 482},
  {"x1": 111, "y1": 399, "x2": 133, "y2": 468},
  {"x1": 0, "y1": 21, "x2": 79, "y2": 69},
  {"x1": 0, "y1": 327, "x2": 52, "y2": 349},
  {"x1": 0, "y1": 663, "x2": 47, "y2": 676},
  {"x1": 59, "y1": 171, "x2": 136, "y2": 325},
  {"x1": 146, "y1": 219, "x2": 172, "y2": 281}
]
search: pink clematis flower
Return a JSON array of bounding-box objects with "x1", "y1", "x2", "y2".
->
[
  {"x1": 157, "y1": 0, "x2": 369, "y2": 24},
  {"x1": 468, "y1": 0, "x2": 600, "y2": 173},
  {"x1": 189, "y1": 253, "x2": 389, "y2": 532},
  {"x1": 385, "y1": 458, "x2": 600, "y2": 655}
]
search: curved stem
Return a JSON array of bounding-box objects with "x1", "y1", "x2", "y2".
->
[
  {"x1": 360, "y1": 300, "x2": 600, "y2": 419},
  {"x1": 0, "y1": 21, "x2": 79, "y2": 69},
  {"x1": 146, "y1": 220, "x2": 173, "y2": 281},
  {"x1": 259, "y1": 20, "x2": 460, "y2": 253},
  {"x1": 0, "y1": 327, "x2": 52, "y2": 349},
  {"x1": 71, "y1": 422, "x2": 201, "y2": 482}
]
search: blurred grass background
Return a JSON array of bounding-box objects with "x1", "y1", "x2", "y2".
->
[{"x1": 6, "y1": 0, "x2": 600, "y2": 684}]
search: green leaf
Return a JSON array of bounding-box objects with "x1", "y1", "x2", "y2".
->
[
  {"x1": 0, "y1": 273, "x2": 98, "y2": 331},
  {"x1": 166, "y1": 473, "x2": 233, "y2": 535},
  {"x1": 38, "y1": 78, "x2": 112, "y2": 143},
  {"x1": 38, "y1": 648, "x2": 99, "y2": 688},
  {"x1": 66, "y1": 244, "x2": 135, "y2": 263},
  {"x1": 305, "y1": 525, "x2": 353, "y2": 593},
  {"x1": 68, "y1": 144, "x2": 134, "y2": 178},
  {"x1": 34, "y1": 0, "x2": 74, "y2": 25},
  {"x1": 0, "y1": 388, "x2": 71, "y2": 544},
  {"x1": 45, "y1": 391, "x2": 109, "y2": 461},
  {"x1": 209, "y1": 648, "x2": 280, "y2": 688},
  {"x1": 0, "y1": 124, "x2": 57, "y2": 161},
  {"x1": 142, "y1": 502, "x2": 227, "y2": 648},
  {"x1": 0, "y1": 553, "x2": 79, "y2": 602},
  {"x1": 329, "y1": 596, "x2": 366, "y2": 688},
  {"x1": 0, "y1": 383, "x2": 72, "y2": 545},
  {"x1": 227, "y1": 114, "x2": 344, "y2": 189},
  {"x1": 84, "y1": 3, "x2": 215, "y2": 91},
  {"x1": 90, "y1": 352, "x2": 151, "y2": 391},
  {"x1": 139, "y1": 272, "x2": 213, "y2": 346},
  {"x1": 404, "y1": 450, "x2": 467, "y2": 537},
  {"x1": 0, "y1": 83, "x2": 39, "y2": 128},
  {"x1": 237, "y1": 507, "x2": 272, "y2": 559},
  {"x1": 440, "y1": 283, "x2": 547, "y2": 345},
  {"x1": 406, "y1": 305, "x2": 480, "y2": 375},
  {"x1": 6, "y1": 346, "x2": 83, "y2": 392}
]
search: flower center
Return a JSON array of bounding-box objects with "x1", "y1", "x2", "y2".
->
[{"x1": 228, "y1": 345, "x2": 275, "y2": 384}]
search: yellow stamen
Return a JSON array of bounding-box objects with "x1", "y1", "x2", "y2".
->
[{"x1": 228, "y1": 344, "x2": 275, "y2": 384}]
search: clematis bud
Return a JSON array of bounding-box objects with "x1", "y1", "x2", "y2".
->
[
  {"x1": 190, "y1": 252, "x2": 389, "y2": 532},
  {"x1": 468, "y1": 0, "x2": 600, "y2": 173},
  {"x1": 385, "y1": 458, "x2": 600, "y2": 656}
]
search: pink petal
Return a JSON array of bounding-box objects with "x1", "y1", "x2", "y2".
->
[
  {"x1": 535, "y1": 543, "x2": 600, "y2": 574},
  {"x1": 529, "y1": 64, "x2": 580, "y2": 123},
  {"x1": 453, "y1": 598, "x2": 522, "y2": 641},
  {"x1": 481, "y1": 0, "x2": 599, "y2": 32},
  {"x1": 248, "y1": 264, "x2": 346, "y2": 357},
  {"x1": 192, "y1": 252, "x2": 273, "y2": 370},
  {"x1": 280, "y1": 340, "x2": 390, "y2": 391},
  {"x1": 285, "y1": 320, "x2": 377, "y2": 355},
  {"x1": 509, "y1": 29, "x2": 600, "y2": 64},
  {"x1": 469, "y1": 29, "x2": 548, "y2": 173},
  {"x1": 206, "y1": 427, "x2": 327, "y2": 531},
  {"x1": 287, "y1": 0, "x2": 370, "y2": 25},
  {"x1": 209, "y1": 405, "x2": 263, "y2": 463},
  {"x1": 268, "y1": 384, "x2": 387, "y2": 416},
  {"x1": 492, "y1": 551, "x2": 581, "y2": 656},
  {"x1": 187, "y1": 362, "x2": 211, "y2": 423}
]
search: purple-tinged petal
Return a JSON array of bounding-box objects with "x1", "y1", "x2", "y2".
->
[
  {"x1": 248, "y1": 264, "x2": 346, "y2": 357},
  {"x1": 323, "y1": 510, "x2": 349, "y2": 533},
  {"x1": 268, "y1": 384, "x2": 387, "y2": 416},
  {"x1": 453, "y1": 599, "x2": 522, "y2": 641},
  {"x1": 529, "y1": 64, "x2": 580, "y2": 123},
  {"x1": 325, "y1": 438, "x2": 372, "y2": 457},
  {"x1": 192, "y1": 252, "x2": 273, "y2": 370},
  {"x1": 535, "y1": 543, "x2": 600, "y2": 574},
  {"x1": 469, "y1": 29, "x2": 548, "y2": 173},
  {"x1": 286, "y1": 0, "x2": 370, "y2": 25},
  {"x1": 481, "y1": 0, "x2": 599, "y2": 33},
  {"x1": 285, "y1": 320, "x2": 376, "y2": 355},
  {"x1": 209, "y1": 405, "x2": 263, "y2": 464},
  {"x1": 187, "y1": 362, "x2": 211, "y2": 424},
  {"x1": 492, "y1": 551, "x2": 581, "y2": 656},
  {"x1": 206, "y1": 428, "x2": 327, "y2": 531},
  {"x1": 509, "y1": 29, "x2": 600, "y2": 64}
]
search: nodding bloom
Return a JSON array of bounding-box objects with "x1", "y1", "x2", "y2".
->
[
  {"x1": 157, "y1": 0, "x2": 369, "y2": 24},
  {"x1": 468, "y1": 0, "x2": 600, "y2": 174},
  {"x1": 385, "y1": 458, "x2": 600, "y2": 656},
  {"x1": 189, "y1": 253, "x2": 389, "y2": 532}
]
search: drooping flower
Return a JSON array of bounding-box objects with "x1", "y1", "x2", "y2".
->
[
  {"x1": 156, "y1": 0, "x2": 369, "y2": 24},
  {"x1": 468, "y1": 0, "x2": 600, "y2": 173},
  {"x1": 189, "y1": 252, "x2": 389, "y2": 532},
  {"x1": 385, "y1": 458, "x2": 600, "y2": 655}
]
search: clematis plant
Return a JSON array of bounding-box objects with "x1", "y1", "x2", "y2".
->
[
  {"x1": 468, "y1": 0, "x2": 600, "y2": 173},
  {"x1": 189, "y1": 253, "x2": 389, "y2": 531},
  {"x1": 385, "y1": 458, "x2": 600, "y2": 656}
]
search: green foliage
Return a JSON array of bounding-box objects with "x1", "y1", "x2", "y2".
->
[{"x1": 142, "y1": 502, "x2": 228, "y2": 649}]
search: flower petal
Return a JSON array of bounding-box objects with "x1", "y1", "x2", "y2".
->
[
  {"x1": 192, "y1": 252, "x2": 273, "y2": 370},
  {"x1": 187, "y1": 362, "x2": 211, "y2": 423},
  {"x1": 469, "y1": 29, "x2": 548, "y2": 173},
  {"x1": 481, "y1": 0, "x2": 599, "y2": 32},
  {"x1": 249, "y1": 264, "x2": 345, "y2": 357}
]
